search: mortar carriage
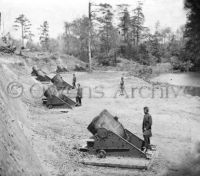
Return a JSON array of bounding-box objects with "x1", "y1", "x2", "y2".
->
[
  {"x1": 80, "y1": 110, "x2": 157, "y2": 169},
  {"x1": 42, "y1": 85, "x2": 76, "y2": 109}
]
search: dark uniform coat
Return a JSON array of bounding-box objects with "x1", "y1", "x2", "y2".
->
[
  {"x1": 142, "y1": 114, "x2": 152, "y2": 137},
  {"x1": 77, "y1": 87, "x2": 82, "y2": 98}
]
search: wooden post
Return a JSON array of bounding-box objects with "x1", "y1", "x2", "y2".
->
[{"x1": 88, "y1": 2, "x2": 92, "y2": 72}]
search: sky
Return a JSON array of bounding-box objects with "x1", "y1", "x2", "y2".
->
[{"x1": 0, "y1": 0, "x2": 187, "y2": 41}]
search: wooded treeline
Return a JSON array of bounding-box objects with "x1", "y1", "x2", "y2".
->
[
  {"x1": 59, "y1": 2, "x2": 188, "y2": 71},
  {"x1": 2, "y1": 1, "x2": 200, "y2": 71}
]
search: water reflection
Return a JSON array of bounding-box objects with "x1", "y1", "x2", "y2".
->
[{"x1": 151, "y1": 72, "x2": 200, "y2": 97}]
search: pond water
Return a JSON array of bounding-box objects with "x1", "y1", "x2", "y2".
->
[
  {"x1": 151, "y1": 72, "x2": 200, "y2": 97},
  {"x1": 151, "y1": 72, "x2": 200, "y2": 87}
]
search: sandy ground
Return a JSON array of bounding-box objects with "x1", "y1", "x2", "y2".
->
[
  {"x1": 0, "y1": 62, "x2": 47, "y2": 176},
  {"x1": 17, "y1": 71, "x2": 200, "y2": 176}
]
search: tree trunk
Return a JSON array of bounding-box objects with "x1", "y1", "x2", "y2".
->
[
  {"x1": 88, "y1": 2, "x2": 92, "y2": 72},
  {"x1": 21, "y1": 24, "x2": 24, "y2": 47}
]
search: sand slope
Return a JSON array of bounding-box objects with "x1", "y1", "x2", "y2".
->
[{"x1": 0, "y1": 61, "x2": 47, "y2": 176}]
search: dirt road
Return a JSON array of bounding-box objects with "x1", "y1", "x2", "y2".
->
[{"x1": 20, "y1": 71, "x2": 200, "y2": 176}]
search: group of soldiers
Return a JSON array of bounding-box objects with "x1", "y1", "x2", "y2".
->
[{"x1": 74, "y1": 75, "x2": 153, "y2": 152}]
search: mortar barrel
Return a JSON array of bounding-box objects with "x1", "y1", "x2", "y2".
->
[
  {"x1": 87, "y1": 109, "x2": 126, "y2": 139},
  {"x1": 44, "y1": 85, "x2": 59, "y2": 98}
]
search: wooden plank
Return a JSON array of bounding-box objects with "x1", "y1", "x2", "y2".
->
[
  {"x1": 80, "y1": 149, "x2": 158, "y2": 170},
  {"x1": 81, "y1": 156, "x2": 150, "y2": 170}
]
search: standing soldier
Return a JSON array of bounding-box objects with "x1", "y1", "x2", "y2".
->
[
  {"x1": 120, "y1": 77, "x2": 125, "y2": 96},
  {"x1": 142, "y1": 106, "x2": 152, "y2": 152},
  {"x1": 72, "y1": 73, "x2": 76, "y2": 89},
  {"x1": 76, "y1": 83, "x2": 82, "y2": 106}
]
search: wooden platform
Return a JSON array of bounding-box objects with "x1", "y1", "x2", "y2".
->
[{"x1": 80, "y1": 150, "x2": 158, "y2": 170}]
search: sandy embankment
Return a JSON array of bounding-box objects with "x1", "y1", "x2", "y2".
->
[{"x1": 0, "y1": 60, "x2": 47, "y2": 175}]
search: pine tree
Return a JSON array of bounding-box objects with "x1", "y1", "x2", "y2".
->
[
  {"x1": 13, "y1": 14, "x2": 33, "y2": 47},
  {"x1": 131, "y1": 2, "x2": 145, "y2": 46},
  {"x1": 39, "y1": 21, "x2": 49, "y2": 50},
  {"x1": 96, "y1": 4, "x2": 114, "y2": 60},
  {"x1": 117, "y1": 4, "x2": 130, "y2": 43},
  {"x1": 117, "y1": 4, "x2": 131, "y2": 57}
]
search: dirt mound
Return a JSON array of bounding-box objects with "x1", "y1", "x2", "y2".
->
[
  {"x1": 93, "y1": 57, "x2": 172, "y2": 80},
  {"x1": 22, "y1": 52, "x2": 87, "y2": 74},
  {"x1": 0, "y1": 63, "x2": 47, "y2": 176}
]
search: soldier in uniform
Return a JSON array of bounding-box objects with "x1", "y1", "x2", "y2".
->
[
  {"x1": 72, "y1": 74, "x2": 76, "y2": 89},
  {"x1": 142, "y1": 106, "x2": 152, "y2": 152},
  {"x1": 76, "y1": 83, "x2": 82, "y2": 106},
  {"x1": 120, "y1": 77, "x2": 124, "y2": 96}
]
